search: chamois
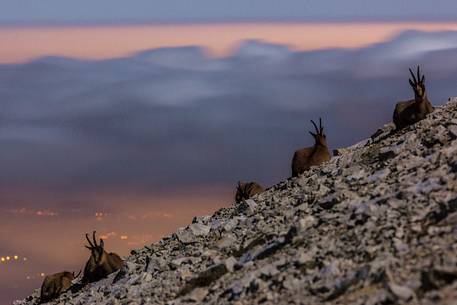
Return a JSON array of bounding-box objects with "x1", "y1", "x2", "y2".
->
[
  {"x1": 82, "y1": 231, "x2": 123, "y2": 284},
  {"x1": 40, "y1": 270, "x2": 80, "y2": 303},
  {"x1": 291, "y1": 118, "x2": 331, "y2": 177},
  {"x1": 393, "y1": 66, "x2": 434, "y2": 130},
  {"x1": 235, "y1": 181, "x2": 264, "y2": 203}
]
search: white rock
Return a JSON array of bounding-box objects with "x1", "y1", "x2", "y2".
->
[
  {"x1": 187, "y1": 287, "x2": 208, "y2": 302},
  {"x1": 224, "y1": 256, "x2": 238, "y2": 272},
  {"x1": 223, "y1": 218, "x2": 239, "y2": 232},
  {"x1": 176, "y1": 228, "x2": 195, "y2": 244},
  {"x1": 367, "y1": 168, "x2": 391, "y2": 182},
  {"x1": 245, "y1": 199, "x2": 258, "y2": 215},
  {"x1": 259, "y1": 264, "x2": 279, "y2": 277},
  {"x1": 189, "y1": 223, "x2": 211, "y2": 236},
  {"x1": 296, "y1": 252, "x2": 313, "y2": 264},
  {"x1": 388, "y1": 282, "x2": 414, "y2": 300},
  {"x1": 216, "y1": 234, "x2": 237, "y2": 250},
  {"x1": 298, "y1": 215, "x2": 317, "y2": 231},
  {"x1": 140, "y1": 272, "x2": 153, "y2": 282}
]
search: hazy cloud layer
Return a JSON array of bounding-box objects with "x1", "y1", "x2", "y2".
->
[{"x1": 1, "y1": 30, "x2": 457, "y2": 205}]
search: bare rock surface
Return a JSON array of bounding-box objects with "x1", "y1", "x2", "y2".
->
[{"x1": 15, "y1": 98, "x2": 457, "y2": 305}]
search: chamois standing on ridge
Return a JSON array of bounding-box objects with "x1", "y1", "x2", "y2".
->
[
  {"x1": 40, "y1": 270, "x2": 80, "y2": 303},
  {"x1": 393, "y1": 66, "x2": 434, "y2": 130},
  {"x1": 291, "y1": 118, "x2": 331, "y2": 177},
  {"x1": 235, "y1": 181, "x2": 264, "y2": 203},
  {"x1": 82, "y1": 231, "x2": 123, "y2": 284}
]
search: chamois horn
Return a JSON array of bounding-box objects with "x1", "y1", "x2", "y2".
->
[
  {"x1": 409, "y1": 67, "x2": 417, "y2": 84},
  {"x1": 310, "y1": 120, "x2": 319, "y2": 134},
  {"x1": 92, "y1": 231, "x2": 98, "y2": 247},
  {"x1": 85, "y1": 233, "x2": 94, "y2": 248}
]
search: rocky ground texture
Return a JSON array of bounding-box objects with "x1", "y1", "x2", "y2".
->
[{"x1": 16, "y1": 98, "x2": 457, "y2": 305}]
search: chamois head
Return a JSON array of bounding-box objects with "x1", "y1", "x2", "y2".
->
[
  {"x1": 309, "y1": 118, "x2": 327, "y2": 147},
  {"x1": 408, "y1": 66, "x2": 426, "y2": 100},
  {"x1": 235, "y1": 181, "x2": 264, "y2": 203},
  {"x1": 235, "y1": 181, "x2": 249, "y2": 203},
  {"x1": 84, "y1": 231, "x2": 106, "y2": 268}
]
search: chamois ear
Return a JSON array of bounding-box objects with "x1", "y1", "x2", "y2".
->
[
  {"x1": 421, "y1": 75, "x2": 425, "y2": 84},
  {"x1": 100, "y1": 238, "x2": 104, "y2": 249},
  {"x1": 409, "y1": 79, "x2": 415, "y2": 87},
  {"x1": 309, "y1": 131, "x2": 316, "y2": 138},
  {"x1": 237, "y1": 181, "x2": 242, "y2": 191}
]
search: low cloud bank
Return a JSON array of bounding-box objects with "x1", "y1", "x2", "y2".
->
[{"x1": 1, "y1": 30, "x2": 457, "y2": 203}]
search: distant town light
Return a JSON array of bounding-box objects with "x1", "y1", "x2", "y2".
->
[
  {"x1": 120, "y1": 235, "x2": 128, "y2": 240},
  {"x1": 0, "y1": 255, "x2": 22, "y2": 264},
  {"x1": 40, "y1": 273, "x2": 45, "y2": 277}
]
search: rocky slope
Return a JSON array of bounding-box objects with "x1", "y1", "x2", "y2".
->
[{"x1": 16, "y1": 98, "x2": 457, "y2": 305}]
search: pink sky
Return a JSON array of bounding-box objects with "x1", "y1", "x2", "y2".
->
[{"x1": 2, "y1": 22, "x2": 457, "y2": 63}]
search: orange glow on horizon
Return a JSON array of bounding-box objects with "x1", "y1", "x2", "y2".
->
[{"x1": 1, "y1": 22, "x2": 457, "y2": 64}]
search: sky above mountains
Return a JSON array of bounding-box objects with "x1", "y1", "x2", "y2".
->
[
  {"x1": 2, "y1": 0, "x2": 457, "y2": 23},
  {"x1": 2, "y1": 22, "x2": 457, "y2": 64}
]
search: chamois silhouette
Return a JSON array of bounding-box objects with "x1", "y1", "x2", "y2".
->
[
  {"x1": 82, "y1": 231, "x2": 123, "y2": 284},
  {"x1": 291, "y1": 118, "x2": 331, "y2": 177},
  {"x1": 235, "y1": 181, "x2": 264, "y2": 203},
  {"x1": 393, "y1": 66, "x2": 434, "y2": 130},
  {"x1": 40, "y1": 270, "x2": 80, "y2": 303}
]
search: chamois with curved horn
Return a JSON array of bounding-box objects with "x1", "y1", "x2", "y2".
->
[
  {"x1": 82, "y1": 231, "x2": 123, "y2": 284},
  {"x1": 235, "y1": 181, "x2": 264, "y2": 203},
  {"x1": 291, "y1": 118, "x2": 331, "y2": 177},
  {"x1": 40, "y1": 270, "x2": 80, "y2": 303},
  {"x1": 393, "y1": 66, "x2": 434, "y2": 130}
]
